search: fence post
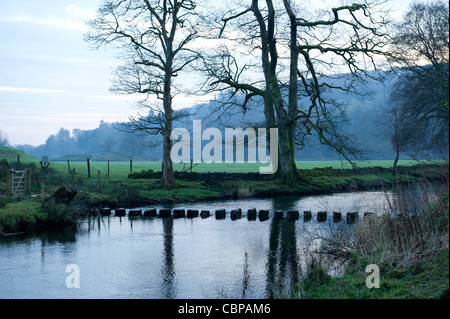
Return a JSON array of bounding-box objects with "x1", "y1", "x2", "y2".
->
[
  {"x1": 40, "y1": 180, "x2": 44, "y2": 203},
  {"x1": 130, "y1": 160, "x2": 133, "y2": 173},
  {"x1": 71, "y1": 168, "x2": 76, "y2": 185},
  {"x1": 87, "y1": 158, "x2": 91, "y2": 178},
  {"x1": 108, "y1": 160, "x2": 110, "y2": 179},
  {"x1": 26, "y1": 169, "x2": 31, "y2": 194},
  {"x1": 6, "y1": 168, "x2": 11, "y2": 197},
  {"x1": 67, "y1": 160, "x2": 71, "y2": 175}
]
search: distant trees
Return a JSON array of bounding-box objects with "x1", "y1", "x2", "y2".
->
[
  {"x1": 44, "y1": 128, "x2": 77, "y2": 158},
  {"x1": 0, "y1": 130, "x2": 9, "y2": 147},
  {"x1": 388, "y1": 0, "x2": 449, "y2": 157},
  {"x1": 11, "y1": 122, "x2": 156, "y2": 160},
  {"x1": 100, "y1": 137, "x2": 115, "y2": 154}
]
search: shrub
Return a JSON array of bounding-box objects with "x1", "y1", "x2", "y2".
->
[
  {"x1": 128, "y1": 169, "x2": 156, "y2": 179},
  {"x1": 42, "y1": 199, "x2": 77, "y2": 225}
]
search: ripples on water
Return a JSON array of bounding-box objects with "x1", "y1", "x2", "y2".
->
[{"x1": 0, "y1": 191, "x2": 392, "y2": 299}]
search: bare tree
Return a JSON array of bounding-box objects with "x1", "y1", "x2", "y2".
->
[
  {"x1": 378, "y1": 101, "x2": 424, "y2": 174},
  {"x1": 389, "y1": 0, "x2": 449, "y2": 154},
  {"x1": 202, "y1": 0, "x2": 390, "y2": 184},
  {"x1": 86, "y1": 0, "x2": 202, "y2": 186}
]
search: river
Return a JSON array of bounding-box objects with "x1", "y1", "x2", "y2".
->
[{"x1": 0, "y1": 191, "x2": 393, "y2": 299}]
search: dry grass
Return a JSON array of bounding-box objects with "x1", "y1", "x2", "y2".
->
[
  {"x1": 236, "y1": 187, "x2": 254, "y2": 199},
  {"x1": 322, "y1": 175, "x2": 450, "y2": 272},
  {"x1": 353, "y1": 186, "x2": 449, "y2": 270}
]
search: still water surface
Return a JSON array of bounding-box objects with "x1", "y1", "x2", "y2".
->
[{"x1": 0, "y1": 191, "x2": 392, "y2": 299}]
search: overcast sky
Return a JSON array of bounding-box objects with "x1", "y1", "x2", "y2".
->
[{"x1": 0, "y1": 0, "x2": 414, "y2": 147}]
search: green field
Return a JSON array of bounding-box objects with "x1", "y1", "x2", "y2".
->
[
  {"x1": 48, "y1": 159, "x2": 417, "y2": 179},
  {"x1": 0, "y1": 146, "x2": 423, "y2": 178}
]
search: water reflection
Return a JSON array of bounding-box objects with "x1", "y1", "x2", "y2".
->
[
  {"x1": 161, "y1": 217, "x2": 177, "y2": 298},
  {"x1": 40, "y1": 225, "x2": 77, "y2": 244},
  {"x1": 266, "y1": 219, "x2": 299, "y2": 298},
  {"x1": 1, "y1": 191, "x2": 395, "y2": 299}
]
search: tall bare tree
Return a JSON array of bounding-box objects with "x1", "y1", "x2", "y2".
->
[
  {"x1": 203, "y1": 0, "x2": 390, "y2": 184},
  {"x1": 86, "y1": 0, "x2": 202, "y2": 186}
]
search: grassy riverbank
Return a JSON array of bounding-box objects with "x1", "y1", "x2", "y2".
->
[
  {"x1": 0, "y1": 198, "x2": 78, "y2": 236},
  {"x1": 75, "y1": 163, "x2": 446, "y2": 207},
  {"x1": 0, "y1": 200, "x2": 45, "y2": 236},
  {"x1": 0, "y1": 154, "x2": 447, "y2": 236}
]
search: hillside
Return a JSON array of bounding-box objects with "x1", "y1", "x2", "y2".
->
[
  {"x1": 13, "y1": 71, "x2": 408, "y2": 161},
  {"x1": 0, "y1": 146, "x2": 39, "y2": 163}
]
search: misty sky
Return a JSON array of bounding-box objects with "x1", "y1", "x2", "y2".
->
[{"x1": 0, "y1": 0, "x2": 414, "y2": 147}]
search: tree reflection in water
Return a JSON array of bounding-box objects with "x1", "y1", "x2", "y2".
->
[
  {"x1": 161, "y1": 217, "x2": 177, "y2": 298},
  {"x1": 265, "y1": 218, "x2": 300, "y2": 298}
]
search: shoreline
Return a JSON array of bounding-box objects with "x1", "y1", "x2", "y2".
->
[{"x1": 1, "y1": 163, "x2": 447, "y2": 236}]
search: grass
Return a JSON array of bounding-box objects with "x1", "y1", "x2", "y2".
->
[
  {"x1": 292, "y1": 249, "x2": 449, "y2": 299},
  {"x1": 0, "y1": 198, "x2": 80, "y2": 236},
  {"x1": 4, "y1": 160, "x2": 443, "y2": 208},
  {"x1": 122, "y1": 178, "x2": 222, "y2": 205},
  {"x1": 45, "y1": 159, "x2": 420, "y2": 179},
  {"x1": 1, "y1": 148, "x2": 449, "y2": 299},
  {"x1": 0, "y1": 200, "x2": 46, "y2": 236}
]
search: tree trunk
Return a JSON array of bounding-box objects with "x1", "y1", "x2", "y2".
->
[
  {"x1": 266, "y1": 93, "x2": 299, "y2": 184},
  {"x1": 266, "y1": 0, "x2": 299, "y2": 185},
  {"x1": 276, "y1": 119, "x2": 298, "y2": 185},
  {"x1": 162, "y1": 131, "x2": 176, "y2": 187},
  {"x1": 161, "y1": 55, "x2": 176, "y2": 187},
  {"x1": 393, "y1": 142, "x2": 400, "y2": 176}
]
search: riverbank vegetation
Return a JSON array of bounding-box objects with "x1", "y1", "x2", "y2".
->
[
  {"x1": 0, "y1": 200, "x2": 45, "y2": 236},
  {"x1": 281, "y1": 179, "x2": 449, "y2": 299},
  {"x1": 0, "y1": 198, "x2": 78, "y2": 236},
  {"x1": 0, "y1": 158, "x2": 446, "y2": 235},
  {"x1": 76, "y1": 162, "x2": 446, "y2": 207}
]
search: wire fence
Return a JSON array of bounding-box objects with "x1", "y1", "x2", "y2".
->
[
  {"x1": 0, "y1": 158, "x2": 159, "y2": 197},
  {"x1": 0, "y1": 157, "x2": 201, "y2": 198},
  {"x1": 1, "y1": 156, "x2": 271, "y2": 198}
]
